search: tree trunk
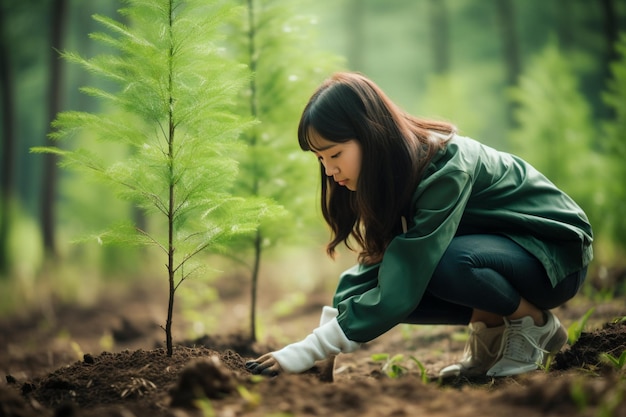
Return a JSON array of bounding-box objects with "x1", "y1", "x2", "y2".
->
[
  {"x1": 346, "y1": 0, "x2": 366, "y2": 71},
  {"x1": 495, "y1": 0, "x2": 521, "y2": 128},
  {"x1": 165, "y1": 0, "x2": 176, "y2": 357},
  {"x1": 246, "y1": 0, "x2": 262, "y2": 343},
  {"x1": 556, "y1": 0, "x2": 573, "y2": 50},
  {"x1": 250, "y1": 229, "x2": 262, "y2": 342},
  {"x1": 0, "y1": 5, "x2": 16, "y2": 275},
  {"x1": 600, "y1": 0, "x2": 619, "y2": 68},
  {"x1": 600, "y1": 0, "x2": 618, "y2": 119},
  {"x1": 428, "y1": 0, "x2": 449, "y2": 74},
  {"x1": 41, "y1": 0, "x2": 68, "y2": 259}
]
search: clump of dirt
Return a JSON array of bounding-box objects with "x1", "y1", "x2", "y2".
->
[
  {"x1": 170, "y1": 355, "x2": 239, "y2": 408},
  {"x1": 553, "y1": 320, "x2": 626, "y2": 372},
  {"x1": 5, "y1": 347, "x2": 249, "y2": 417}
]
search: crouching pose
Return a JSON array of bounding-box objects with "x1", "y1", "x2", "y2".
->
[{"x1": 246, "y1": 72, "x2": 593, "y2": 378}]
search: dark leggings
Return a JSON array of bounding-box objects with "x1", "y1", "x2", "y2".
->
[{"x1": 404, "y1": 234, "x2": 587, "y2": 325}]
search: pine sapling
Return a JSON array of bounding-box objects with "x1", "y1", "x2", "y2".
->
[
  {"x1": 228, "y1": 0, "x2": 341, "y2": 342},
  {"x1": 33, "y1": 0, "x2": 264, "y2": 356}
]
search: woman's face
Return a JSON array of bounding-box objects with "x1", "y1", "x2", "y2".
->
[{"x1": 309, "y1": 131, "x2": 362, "y2": 191}]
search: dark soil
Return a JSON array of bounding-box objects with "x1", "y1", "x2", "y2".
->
[{"x1": 1, "y1": 281, "x2": 625, "y2": 417}]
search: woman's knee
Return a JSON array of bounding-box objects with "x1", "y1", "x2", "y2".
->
[
  {"x1": 527, "y1": 267, "x2": 587, "y2": 310},
  {"x1": 432, "y1": 237, "x2": 480, "y2": 279}
]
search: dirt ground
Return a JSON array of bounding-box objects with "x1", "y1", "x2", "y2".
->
[{"x1": 1, "y1": 275, "x2": 625, "y2": 417}]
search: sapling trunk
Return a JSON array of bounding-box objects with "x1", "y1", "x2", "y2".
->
[
  {"x1": 246, "y1": 0, "x2": 262, "y2": 343},
  {"x1": 165, "y1": 111, "x2": 176, "y2": 356},
  {"x1": 165, "y1": 0, "x2": 176, "y2": 357},
  {"x1": 250, "y1": 228, "x2": 262, "y2": 341}
]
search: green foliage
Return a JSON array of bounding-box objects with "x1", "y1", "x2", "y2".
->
[
  {"x1": 601, "y1": 34, "x2": 626, "y2": 251},
  {"x1": 32, "y1": 0, "x2": 269, "y2": 353},
  {"x1": 581, "y1": 280, "x2": 618, "y2": 303},
  {"x1": 567, "y1": 307, "x2": 595, "y2": 345},
  {"x1": 270, "y1": 291, "x2": 306, "y2": 318},
  {"x1": 229, "y1": 0, "x2": 343, "y2": 252},
  {"x1": 5, "y1": 0, "x2": 626, "y2": 284},
  {"x1": 417, "y1": 67, "x2": 506, "y2": 147},
  {"x1": 178, "y1": 277, "x2": 221, "y2": 337},
  {"x1": 508, "y1": 39, "x2": 603, "y2": 232}
]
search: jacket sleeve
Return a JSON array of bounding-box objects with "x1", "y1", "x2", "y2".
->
[{"x1": 335, "y1": 170, "x2": 473, "y2": 343}]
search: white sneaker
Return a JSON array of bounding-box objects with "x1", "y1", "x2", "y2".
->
[
  {"x1": 439, "y1": 322, "x2": 505, "y2": 378},
  {"x1": 486, "y1": 311, "x2": 567, "y2": 377}
]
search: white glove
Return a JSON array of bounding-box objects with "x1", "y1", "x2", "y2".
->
[{"x1": 271, "y1": 315, "x2": 361, "y2": 373}]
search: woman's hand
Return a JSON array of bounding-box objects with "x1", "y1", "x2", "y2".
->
[
  {"x1": 245, "y1": 353, "x2": 283, "y2": 377},
  {"x1": 245, "y1": 307, "x2": 359, "y2": 376}
]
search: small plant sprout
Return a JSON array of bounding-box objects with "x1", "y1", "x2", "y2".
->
[
  {"x1": 194, "y1": 396, "x2": 216, "y2": 417},
  {"x1": 371, "y1": 353, "x2": 429, "y2": 381},
  {"x1": 537, "y1": 343, "x2": 560, "y2": 373},
  {"x1": 567, "y1": 307, "x2": 595, "y2": 345},
  {"x1": 600, "y1": 350, "x2": 626, "y2": 371},
  {"x1": 371, "y1": 353, "x2": 408, "y2": 378},
  {"x1": 236, "y1": 385, "x2": 261, "y2": 410},
  {"x1": 70, "y1": 341, "x2": 84, "y2": 361},
  {"x1": 544, "y1": 353, "x2": 554, "y2": 373},
  {"x1": 409, "y1": 356, "x2": 430, "y2": 383}
]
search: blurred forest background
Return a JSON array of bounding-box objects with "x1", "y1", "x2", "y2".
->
[{"x1": 1, "y1": 0, "x2": 626, "y2": 338}]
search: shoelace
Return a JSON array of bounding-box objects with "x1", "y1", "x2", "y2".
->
[
  {"x1": 500, "y1": 322, "x2": 548, "y2": 362},
  {"x1": 462, "y1": 327, "x2": 497, "y2": 361}
]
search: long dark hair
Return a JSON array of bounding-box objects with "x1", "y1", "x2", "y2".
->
[{"x1": 298, "y1": 72, "x2": 456, "y2": 264}]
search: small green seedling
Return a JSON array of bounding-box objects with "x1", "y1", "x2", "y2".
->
[
  {"x1": 567, "y1": 307, "x2": 595, "y2": 345},
  {"x1": 600, "y1": 351, "x2": 626, "y2": 371},
  {"x1": 371, "y1": 353, "x2": 429, "y2": 381},
  {"x1": 569, "y1": 378, "x2": 588, "y2": 412},
  {"x1": 237, "y1": 385, "x2": 261, "y2": 409},
  {"x1": 194, "y1": 396, "x2": 215, "y2": 417},
  {"x1": 540, "y1": 353, "x2": 554, "y2": 373},
  {"x1": 409, "y1": 356, "x2": 429, "y2": 383},
  {"x1": 70, "y1": 341, "x2": 84, "y2": 361},
  {"x1": 371, "y1": 353, "x2": 408, "y2": 378}
]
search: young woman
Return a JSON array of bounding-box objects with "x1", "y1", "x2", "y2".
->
[{"x1": 246, "y1": 72, "x2": 593, "y2": 379}]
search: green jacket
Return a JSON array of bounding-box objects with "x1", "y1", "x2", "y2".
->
[{"x1": 333, "y1": 135, "x2": 593, "y2": 343}]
